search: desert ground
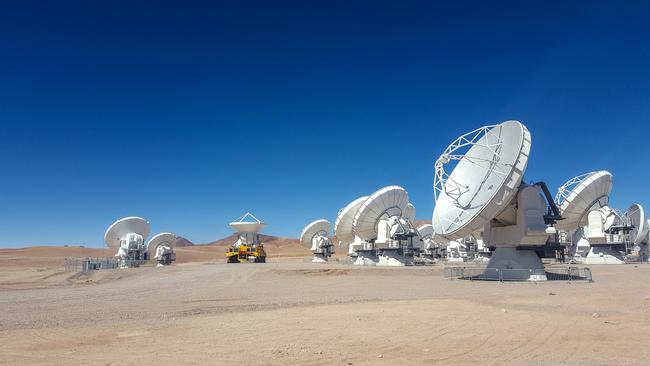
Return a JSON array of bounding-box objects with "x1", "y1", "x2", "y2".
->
[{"x1": 2, "y1": 244, "x2": 650, "y2": 366}]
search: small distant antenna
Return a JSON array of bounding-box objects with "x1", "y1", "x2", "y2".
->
[
  {"x1": 628, "y1": 204, "x2": 649, "y2": 245},
  {"x1": 226, "y1": 212, "x2": 267, "y2": 263},
  {"x1": 334, "y1": 196, "x2": 368, "y2": 245},
  {"x1": 554, "y1": 171, "x2": 613, "y2": 232},
  {"x1": 147, "y1": 232, "x2": 178, "y2": 267},
  {"x1": 104, "y1": 217, "x2": 151, "y2": 268},
  {"x1": 300, "y1": 220, "x2": 334, "y2": 263}
]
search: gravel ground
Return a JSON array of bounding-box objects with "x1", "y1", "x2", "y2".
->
[{"x1": 2, "y1": 259, "x2": 650, "y2": 365}]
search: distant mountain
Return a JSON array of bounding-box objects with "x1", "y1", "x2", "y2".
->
[
  {"x1": 174, "y1": 237, "x2": 194, "y2": 247},
  {"x1": 195, "y1": 233, "x2": 309, "y2": 257},
  {"x1": 201, "y1": 234, "x2": 300, "y2": 247},
  {"x1": 201, "y1": 233, "x2": 238, "y2": 247}
]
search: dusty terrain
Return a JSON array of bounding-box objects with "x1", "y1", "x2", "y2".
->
[{"x1": 2, "y1": 246, "x2": 650, "y2": 365}]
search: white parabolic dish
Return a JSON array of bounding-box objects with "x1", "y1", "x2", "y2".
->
[
  {"x1": 104, "y1": 217, "x2": 151, "y2": 249},
  {"x1": 432, "y1": 120, "x2": 530, "y2": 240},
  {"x1": 554, "y1": 171, "x2": 612, "y2": 231},
  {"x1": 229, "y1": 212, "x2": 266, "y2": 233},
  {"x1": 417, "y1": 224, "x2": 434, "y2": 239},
  {"x1": 353, "y1": 186, "x2": 409, "y2": 240},
  {"x1": 229, "y1": 222, "x2": 266, "y2": 233},
  {"x1": 628, "y1": 204, "x2": 648, "y2": 245},
  {"x1": 147, "y1": 232, "x2": 177, "y2": 257},
  {"x1": 334, "y1": 196, "x2": 368, "y2": 244},
  {"x1": 404, "y1": 203, "x2": 416, "y2": 222},
  {"x1": 300, "y1": 220, "x2": 330, "y2": 248}
]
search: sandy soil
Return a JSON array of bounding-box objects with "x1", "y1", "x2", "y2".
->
[{"x1": 2, "y1": 248, "x2": 650, "y2": 365}]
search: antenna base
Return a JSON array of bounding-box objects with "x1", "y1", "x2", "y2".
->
[
  {"x1": 377, "y1": 250, "x2": 411, "y2": 266},
  {"x1": 583, "y1": 246, "x2": 625, "y2": 264},
  {"x1": 485, "y1": 247, "x2": 547, "y2": 281},
  {"x1": 352, "y1": 251, "x2": 378, "y2": 266},
  {"x1": 312, "y1": 254, "x2": 329, "y2": 263}
]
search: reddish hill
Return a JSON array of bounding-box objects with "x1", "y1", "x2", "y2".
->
[
  {"x1": 189, "y1": 234, "x2": 310, "y2": 260},
  {"x1": 174, "y1": 237, "x2": 194, "y2": 247},
  {"x1": 0, "y1": 234, "x2": 311, "y2": 268},
  {"x1": 0, "y1": 246, "x2": 113, "y2": 268}
]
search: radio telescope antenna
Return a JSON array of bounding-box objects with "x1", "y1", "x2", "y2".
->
[
  {"x1": 104, "y1": 217, "x2": 150, "y2": 268},
  {"x1": 433, "y1": 120, "x2": 553, "y2": 280},
  {"x1": 353, "y1": 186, "x2": 418, "y2": 266},
  {"x1": 229, "y1": 212, "x2": 267, "y2": 234},
  {"x1": 404, "y1": 203, "x2": 416, "y2": 222},
  {"x1": 353, "y1": 186, "x2": 409, "y2": 240},
  {"x1": 554, "y1": 171, "x2": 624, "y2": 264},
  {"x1": 334, "y1": 196, "x2": 367, "y2": 245},
  {"x1": 628, "y1": 204, "x2": 649, "y2": 245},
  {"x1": 433, "y1": 121, "x2": 529, "y2": 239},
  {"x1": 555, "y1": 171, "x2": 613, "y2": 232},
  {"x1": 227, "y1": 212, "x2": 267, "y2": 263},
  {"x1": 334, "y1": 196, "x2": 374, "y2": 264},
  {"x1": 300, "y1": 220, "x2": 334, "y2": 263},
  {"x1": 147, "y1": 233, "x2": 178, "y2": 267},
  {"x1": 627, "y1": 204, "x2": 650, "y2": 262},
  {"x1": 417, "y1": 224, "x2": 444, "y2": 263}
]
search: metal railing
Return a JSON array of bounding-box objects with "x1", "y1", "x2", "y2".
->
[
  {"x1": 64, "y1": 257, "x2": 151, "y2": 272},
  {"x1": 443, "y1": 266, "x2": 592, "y2": 282}
]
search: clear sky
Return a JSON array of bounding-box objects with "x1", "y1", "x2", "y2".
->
[{"x1": 0, "y1": 1, "x2": 648, "y2": 247}]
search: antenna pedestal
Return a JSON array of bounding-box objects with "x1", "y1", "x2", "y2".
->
[
  {"x1": 584, "y1": 246, "x2": 625, "y2": 264},
  {"x1": 349, "y1": 236, "x2": 378, "y2": 265},
  {"x1": 312, "y1": 254, "x2": 329, "y2": 263},
  {"x1": 447, "y1": 240, "x2": 467, "y2": 262},
  {"x1": 353, "y1": 250, "x2": 378, "y2": 266},
  {"x1": 377, "y1": 250, "x2": 410, "y2": 266},
  {"x1": 483, "y1": 186, "x2": 549, "y2": 281},
  {"x1": 486, "y1": 248, "x2": 546, "y2": 281},
  {"x1": 156, "y1": 246, "x2": 176, "y2": 266},
  {"x1": 568, "y1": 229, "x2": 590, "y2": 261}
]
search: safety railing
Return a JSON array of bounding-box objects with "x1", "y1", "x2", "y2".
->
[
  {"x1": 443, "y1": 266, "x2": 592, "y2": 282},
  {"x1": 64, "y1": 257, "x2": 151, "y2": 272}
]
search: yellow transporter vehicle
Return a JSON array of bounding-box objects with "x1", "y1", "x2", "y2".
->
[
  {"x1": 226, "y1": 212, "x2": 267, "y2": 263},
  {"x1": 226, "y1": 244, "x2": 266, "y2": 263}
]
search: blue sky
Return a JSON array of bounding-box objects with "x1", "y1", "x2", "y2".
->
[{"x1": 0, "y1": 1, "x2": 648, "y2": 247}]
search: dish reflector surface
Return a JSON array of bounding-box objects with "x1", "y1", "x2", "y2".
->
[
  {"x1": 334, "y1": 196, "x2": 368, "y2": 244},
  {"x1": 300, "y1": 220, "x2": 330, "y2": 248},
  {"x1": 229, "y1": 212, "x2": 267, "y2": 233},
  {"x1": 554, "y1": 171, "x2": 612, "y2": 231},
  {"x1": 417, "y1": 224, "x2": 434, "y2": 239},
  {"x1": 147, "y1": 232, "x2": 177, "y2": 257},
  {"x1": 628, "y1": 204, "x2": 648, "y2": 245},
  {"x1": 432, "y1": 121, "x2": 530, "y2": 240},
  {"x1": 104, "y1": 217, "x2": 151, "y2": 249},
  {"x1": 353, "y1": 186, "x2": 409, "y2": 240},
  {"x1": 405, "y1": 203, "x2": 416, "y2": 222}
]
